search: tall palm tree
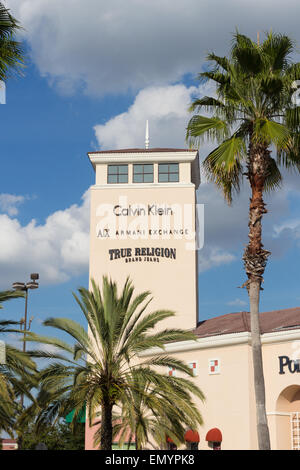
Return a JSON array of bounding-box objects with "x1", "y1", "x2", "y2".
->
[
  {"x1": 0, "y1": 2, "x2": 24, "y2": 81},
  {"x1": 25, "y1": 276, "x2": 204, "y2": 450},
  {"x1": 186, "y1": 31, "x2": 300, "y2": 450}
]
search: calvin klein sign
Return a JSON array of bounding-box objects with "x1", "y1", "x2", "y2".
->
[
  {"x1": 113, "y1": 205, "x2": 173, "y2": 216},
  {"x1": 278, "y1": 356, "x2": 300, "y2": 374}
]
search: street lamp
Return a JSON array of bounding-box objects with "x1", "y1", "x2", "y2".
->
[
  {"x1": 0, "y1": 340, "x2": 5, "y2": 365},
  {"x1": 12, "y1": 273, "x2": 39, "y2": 410},
  {"x1": 12, "y1": 273, "x2": 39, "y2": 354}
]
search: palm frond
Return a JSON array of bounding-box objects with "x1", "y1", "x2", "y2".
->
[
  {"x1": 203, "y1": 134, "x2": 246, "y2": 203},
  {"x1": 261, "y1": 32, "x2": 294, "y2": 72},
  {"x1": 263, "y1": 156, "x2": 282, "y2": 192},
  {"x1": 186, "y1": 115, "x2": 229, "y2": 146},
  {"x1": 0, "y1": 289, "x2": 24, "y2": 307},
  {"x1": 253, "y1": 118, "x2": 291, "y2": 149},
  {"x1": 231, "y1": 32, "x2": 263, "y2": 75},
  {"x1": 0, "y1": 3, "x2": 25, "y2": 81}
]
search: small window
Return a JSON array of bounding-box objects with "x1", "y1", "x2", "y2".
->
[
  {"x1": 133, "y1": 164, "x2": 153, "y2": 183},
  {"x1": 107, "y1": 165, "x2": 128, "y2": 184},
  {"x1": 188, "y1": 362, "x2": 198, "y2": 377},
  {"x1": 209, "y1": 359, "x2": 220, "y2": 375},
  {"x1": 158, "y1": 163, "x2": 179, "y2": 182}
]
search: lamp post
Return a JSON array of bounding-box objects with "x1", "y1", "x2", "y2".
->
[{"x1": 12, "y1": 273, "x2": 39, "y2": 407}]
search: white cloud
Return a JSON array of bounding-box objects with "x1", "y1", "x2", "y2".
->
[
  {"x1": 198, "y1": 247, "x2": 236, "y2": 273},
  {"x1": 7, "y1": 0, "x2": 300, "y2": 96},
  {"x1": 0, "y1": 194, "x2": 26, "y2": 216},
  {"x1": 273, "y1": 219, "x2": 300, "y2": 239},
  {"x1": 0, "y1": 189, "x2": 90, "y2": 288},
  {"x1": 94, "y1": 82, "x2": 214, "y2": 149},
  {"x1": 227, "y1": 298, "x2": 247, "y2": 307},
  {"x1": 38, "y1": 343, "x2": 62, "y2": 355},
  {"x1": 272, "y1": 217, "x2": 300, "y2": 254}
]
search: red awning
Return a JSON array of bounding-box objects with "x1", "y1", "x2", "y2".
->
[
  {"x1": 184, "y1": 430, "x2": 200, "y2": 443},
  {"x1": 206, "y1": 428, "x2": 222, "y2": 442}
]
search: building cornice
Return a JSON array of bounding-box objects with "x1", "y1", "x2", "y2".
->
[
  {"x1": 88, "y1": 151, "x2": 198, "y2": 169},
  {"x1": 91, "y1": 183, "x2": 195, "y2": 190},
  {"x1": 139, "y1": 328, "x2": 300, "y2": 357}
]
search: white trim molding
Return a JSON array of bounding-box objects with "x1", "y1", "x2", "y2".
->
[
  {"x1": 91, "y1": 183, "x2": 195, "y2": 190},
  {"x1": 139, "y1": 329, "x2": 300, "y2": 357},
  {"x1": 139, "y1": 332, "x2": 252, "y2": 357},
  {"x1": 88, "y1": 151, "x2": 198, "y2": 169},
  {"x1": 267, "y1": 411, "x2": 291, "y2": 417}
]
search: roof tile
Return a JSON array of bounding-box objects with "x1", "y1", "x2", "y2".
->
[{"x1": 193, "y1": 307, "x2": 300, "y2": 338}]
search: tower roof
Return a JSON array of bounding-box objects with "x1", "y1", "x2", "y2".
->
[
  {"x1": 88, "y1": 147, "x2": 197, "y2": 154},
  {"x1": 87, "y1": 147, "x2": 200, "y2": 187}
]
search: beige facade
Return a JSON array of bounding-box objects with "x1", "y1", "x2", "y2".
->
[
  {"x1": 88, "y1": 148, "x2": 200, "y2": 332},
  {"x1": 86, "y1": 147, "x2": 300, "y2": 450},
  {"x1": 141, "y1": 322, "x2": 300, "y2": 450}
]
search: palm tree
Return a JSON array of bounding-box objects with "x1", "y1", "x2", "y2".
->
[
  {"x1": 0, "y1": 2, "x2": 24, "y2": 82},
  {"x1": 186, "y1": 31, "x2": 300, "y2": 450},
  {"x1": 25, "y1": 276, "x2": 204, "y2": 450},
  {"x1": 99, "y1": 372, "x2": 204, "y2": 450},
  {"x1": 0, "y1": 290, "x2": 37, "y2": 436}
]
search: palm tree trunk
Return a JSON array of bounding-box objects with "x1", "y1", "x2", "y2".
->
[
  {"x1": 100, "y1": 400, "x2": 113, "y2": 450},
  {"x1": 243, "y1": 141, "x2": 271, "y2": 450},
  {"x1": 17, "y1": 433, "x2": 23, "y2": 451},
  {"x1": 248, "y1": 281, "x2": 270, "y2": 449},
  {"x1": 135, "y1": 434, "x2": 142, "y2": 450}
]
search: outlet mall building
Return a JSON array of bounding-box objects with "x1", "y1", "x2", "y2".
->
[{"x1": 85, "y1": 147, "x2": 300, "y2": 451}]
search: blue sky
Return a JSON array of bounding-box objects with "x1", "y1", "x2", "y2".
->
[{"x1": 1, "y1": 0, "x2": 300, "y2": 346}]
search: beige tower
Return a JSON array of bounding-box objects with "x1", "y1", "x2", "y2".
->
[{"x1": 88, "y1": 147, "x2": 200, "y2": 331}]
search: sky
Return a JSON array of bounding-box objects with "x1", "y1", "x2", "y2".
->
[{"x1": 1, "y1": 0, "x2": 300, "y2": 347}]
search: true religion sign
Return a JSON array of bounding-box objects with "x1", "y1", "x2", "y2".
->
[{"x1": 108, "y1": 247, "x2": 176, "y2": 263}]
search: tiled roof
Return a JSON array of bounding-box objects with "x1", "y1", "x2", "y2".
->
[{"x1": 193, "y1": 307, "x2": 300, "y2": 338}]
